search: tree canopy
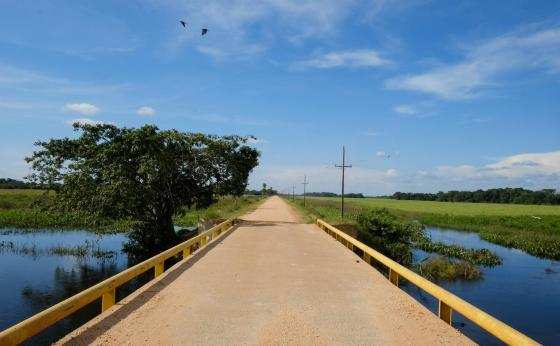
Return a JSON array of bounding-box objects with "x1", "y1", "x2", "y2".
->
[
  {"x1": 391, "y1": 188, "x2": 560, "y2": 205},
  {"x1": 26, "y1": 123, "x2": 259, "y2": 255}
]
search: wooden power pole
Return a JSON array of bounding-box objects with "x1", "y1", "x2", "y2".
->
[
  {"x1": 292, "y1": 184, "x2": 296, "y2": 201},
  {"x1": 302, "y1": 175, "x2": 309, "y2": 207},
  {"x1": 335, "y1": 146, "x2": 352, "y2": 218}
]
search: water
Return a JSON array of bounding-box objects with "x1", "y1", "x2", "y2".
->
[
  {"x1": 402, "y1": 227, "x2": 560, "y2": 345},
  {"x1": 1, "y1": 227, "x2": 559, "y2": 345},
  {"x1": 0, "y1": 229, "x2": 134, "y2": 345}
]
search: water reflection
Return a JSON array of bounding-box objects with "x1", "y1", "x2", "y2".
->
[
  {"x1": 0, "y1": 229, "x2": 130, "y2": 345},
  {"x1": 2, "y1": 227, "x2": 559, "y2": 345},
  {"x1": 402, "y1": 227, "x2": 560, "y2": 345}
]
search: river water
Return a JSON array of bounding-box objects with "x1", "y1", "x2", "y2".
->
[
  {"x1": 0, "y1": 229, "x2": 133, "y2": 344},
  {"x1": 404, "y1": 227, "x2": 560, "y2": 345},
  {"x1": 0, "y1": 227, "x2": 558, "y2": 344}
]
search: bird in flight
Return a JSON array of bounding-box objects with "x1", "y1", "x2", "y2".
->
[{"x1": 179, "y1": 20, "x2": 208, "y2": 37}]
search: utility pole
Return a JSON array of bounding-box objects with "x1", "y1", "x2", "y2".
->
[
  {"x1": 301, "y1": 175, "x2": 309, "y2": 207},
  {"x1": 335, "y1": 146, "x2": 352, "y2": 218},
  {"x1": 292, "y1": 184, "x2": 295, "y2": 201}
]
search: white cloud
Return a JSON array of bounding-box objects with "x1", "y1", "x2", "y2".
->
[
  {"x1": 137, "y1": 106, "x2": 156, "y2": 116},
  {"x1": 294, "y1": 49, "x2": 391, "y2": 69},
  {"x1": 435, "y1": 150, "x2": 560, "y2": 181},
  {"x1": 386, "y1": 25, "x2": 560, "y2": 99},
  {"x1": 363, "y1": 130, "x2": 378, "y2": 137},
  {"x1": 248, "y1": 150, "x2": 560, "y2": 195},
  {"x1": 63, "y1": 103, "x2": 100, "y2": 116},
  {"x1": 164, "y1": 1, "x2": 382, "y2": 59},
  {"x1": 376, "y1": 151, "x2": 387, "y2": 157},
  {"x1": 65, "y1": 118, "x2": 110, "y2": 126},
  {"x1": 249, "y1": 164, "x2": 399, "y2": 195},
  {"x1": 393, "y1": 104, "x2": 417, "y2": 115},
  {"x1": 386, "y1": 168, "x2": 398, "y2": 177},
  {"x1": 485, "y1": 151, "x2": 560, "y2": 178}
]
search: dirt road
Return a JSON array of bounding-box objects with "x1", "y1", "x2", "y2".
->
[{"x1": 58, "y1": 196, "x2": 473, "y2": 345}]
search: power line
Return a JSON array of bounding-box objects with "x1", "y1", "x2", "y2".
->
[{"x1": 335, "y1": 145, "x2": 352, "y2": 218}]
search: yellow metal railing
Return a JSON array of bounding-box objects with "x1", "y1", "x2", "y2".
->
[
  {"x1": 316, "y1": 219, "x2": 539, "y2": 346},
  {"x1": 0, "y1": 219, "x2": 234, "y2": 345}
]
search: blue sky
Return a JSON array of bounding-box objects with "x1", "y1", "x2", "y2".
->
[{"x1": 1, "y1": 0, "x2": 559, "y2": 195}]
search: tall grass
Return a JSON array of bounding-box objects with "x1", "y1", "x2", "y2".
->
[
  {"x1": 0, "y1": 189, "x2": 53, "y2": 209},
  {"x1": 0, "y1": 189, "x2": 261, "y2": 233},
  {"x1": 174, "y1": 195, "x2": 263, "y2": 227},
  {"x1": 0, "y1": 209, "x2": 133, "y2": 233},
  {"x1": 0, "y1": 239, "x2": 117, "y2": 259},
  {"x1": 416, "y1": 257, "x2": 482, "y2": 282}
]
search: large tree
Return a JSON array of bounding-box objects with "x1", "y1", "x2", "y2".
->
[{"x1": 26, "y1": 124, "x2": 259, "y2": 255}]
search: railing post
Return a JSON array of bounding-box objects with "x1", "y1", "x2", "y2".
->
[
  {"x1": 155, "y1": 262, "x2": 164, "y2": 277},
  {"x1": 389, "y1": 268, "x2": 399, "y2": 286},
  {"x1": 101, "y1": 289, "x2": 116, "y2": 312},
  {"x1": 439, "y1": 300, "x2": 453, "y2": 324},
  {"x1": 363, "y1": 252, "x2": 371, "y2": 265},
  {"x1": 182, "y1": 246, "x2": 191, "y2": 259}
]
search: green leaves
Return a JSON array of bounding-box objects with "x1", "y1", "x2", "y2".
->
[
  {"x1": 357, "y1": 208, "x2": 424, "y2": 266},
  {"x1": 25, "y1": 124, "x2": 259, "y2": 256}
]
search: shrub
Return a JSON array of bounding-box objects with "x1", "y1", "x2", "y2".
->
[
  {"x1": 416, "y1": 256, "x2": 482, "y2": 281},
  {"x1": 356, "y1": 208, "x2": 424, "y2": 266}
]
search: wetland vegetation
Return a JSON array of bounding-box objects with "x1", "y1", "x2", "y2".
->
[
  {"x1": 289, "y1": 196, "x2": 560, "y2": 261},
  {"x1": 285, "y1": 196, "x2": 522, "y2": 281}
]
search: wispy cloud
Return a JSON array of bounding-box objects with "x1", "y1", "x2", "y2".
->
[
  {"x1": 0, "y1": 100, "x2": 35, "y2": 110},
  {"x1": 249, "y1": 164, "x2": 399, "y2": 194},
  {"x1": 363, "y1": 130, "x2": 378, "y2": 137},
  {"x1": 293, "y1": 49, "x2": 391, "y2": 70},
  {"x1": 65, "y1": 118, "x2": 111, "y2": 126},
  {"x1": 0, "y1": 63, "x2": 130, "y2": 95},
  {"x1": 137, "y1": 106, "x2": 156, "y2": 116},
  {"x1": 164, "y1": 1, "x2": 383, "y2": 59},
  {"x1": 63, "y1": 103, "x2": 100, "y2": 116},
  {"x1": 386, "y1": 25, "x2": 560, "y2": 99},
  {"x1": 393, "y1": 104, "x2": 417, "y2": 115}
]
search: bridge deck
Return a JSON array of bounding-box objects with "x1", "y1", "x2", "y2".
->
[{"x1": 58, "y1": 196, "x2": 472, "y2": 345}]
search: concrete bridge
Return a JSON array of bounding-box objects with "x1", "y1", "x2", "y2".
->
[
  {"x1": 1, "y1": 196, "x2": 538, "y2": 345},
  {"x1": 56, "y1": 196, "x2": 470, "y2": 345}
]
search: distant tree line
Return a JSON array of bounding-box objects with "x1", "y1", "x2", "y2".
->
[
  {"x1": 391, "y1": 188, "x2": 560, "y2": 205},
  {"x1": 245, "y1": 183, "x2": 278, "y2": 196},
  {"x1": 0, "y1": 178, "x2": 41, "y2": 189},
  {"x1": 306, "y1": 192, "x2": 365, "y2": 198}
]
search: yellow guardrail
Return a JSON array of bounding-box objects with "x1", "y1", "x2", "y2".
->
[
  {"x1": 316, "y1": 219, "x2": 539, "y2": 346},
  {"x1": 0, "y1": 219, "x2": 235, "y2": 345}
]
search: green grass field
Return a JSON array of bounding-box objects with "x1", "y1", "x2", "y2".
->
[
  {"x1": 174, "y1": 195, "x2": 263, "y2": 226},
  {"x1": 313, "y1": 197, "x2": 560, "y2": 216},
  {"x1": 0, "y1": 189, "x2": 263, "y2": 232},
  {"x1": 288, "y1": 196, "x2": 560, "y2": 260},
  {"x1": 0, "y1": 189, "x2": 52, "y2": 209}
]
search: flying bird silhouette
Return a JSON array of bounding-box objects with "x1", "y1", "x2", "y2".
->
[
  {"x1": 201, "y1": 28, "x2": 208, "y2": 36},
  {"x1": 180, "y1": 20, "x2": 187, "y2": 28}
]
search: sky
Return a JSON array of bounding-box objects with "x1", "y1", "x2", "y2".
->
[{"x1": 0, "y1": 0, "x2": 559, "y2": 195}]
